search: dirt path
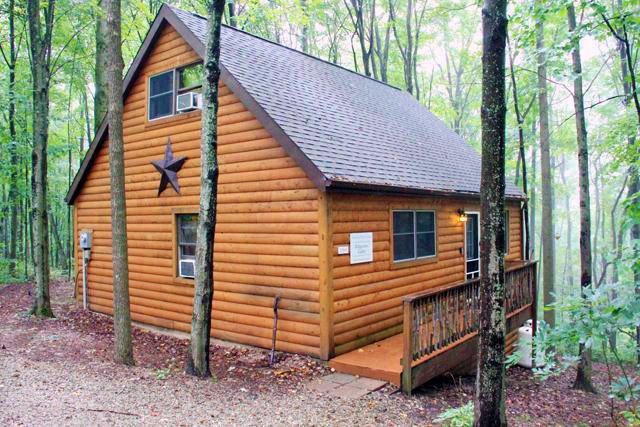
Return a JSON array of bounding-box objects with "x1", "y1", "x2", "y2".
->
[{"x1": 0, "y1": 280, "x2": 614, "y2": 426}]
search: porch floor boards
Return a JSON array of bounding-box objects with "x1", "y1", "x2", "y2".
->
[{"x1": 328, "y1": 334, "x2": 403, "y2": 386}]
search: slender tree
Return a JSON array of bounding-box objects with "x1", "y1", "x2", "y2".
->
[
  {"x1": 186, "y1": 0, "x2": 226, "y2": 377},
  {"x1": 535, "y1": 1, "x2": 555, "y2": 327},
  {"x1": 27, "y1": 0, "x2": 55, "y2": 317},
  {"x1": 95, "y1": 2, "x2": 108, "y2": 131},
  {"x1": 607, "y1": 0, "x2": 640, "y2": 362},
  {"x1": 344, "y1": 0, "x2": 374, "y2": 77},
  {"x1": 567, "y1": 2, "x2": 596, "y2": 393},
  {"x1": 0, "y1": 0, "x2": 18, "y2": 276},
  {"x1": 474, "y1": 0, "x2": 508, "y2": 423},
  {"x1": 103, "y1": 0, "x2": 134, "y2": 365}
]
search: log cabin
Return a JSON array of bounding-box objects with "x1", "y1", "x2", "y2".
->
[{"x1": 66, "y1": 5, "x2": 537, "y2": 393}]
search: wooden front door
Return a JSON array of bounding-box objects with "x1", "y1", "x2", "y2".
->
[{"x1": 465, "y1": 212, "x2": 480, "y2": 280}]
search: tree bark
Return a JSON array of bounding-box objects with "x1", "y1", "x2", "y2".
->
[
  {"x1": 474, "y1": 0, "x2": 508, "y2": 424},
  {"x1": 611, "y1": 0, "x2": 640, "y2": 364},
  {"x1": 27, "y1": 0, "x2": 55, "y2": 318},
  {"x1": 104, "y1": 0, "x2": 134, "y2": 365},
  {"x1": 2, "y1": 0, "x2": 19, "y2": 276},
  {"x1": 185, "y1": 0, "x2": 226, "y2": 378},
  {"x1": 567, "y1": 2, "x2": 596, "y2": 393},
  {"x1": 344, "y1": 0, "x2": 374, "y2": 77},
  {"x1": 535, "y1": 3, "x2": 555, "y2": 327},
  {"x1": 227, "y1": 0, "x2": 237, "y2": 27},
  {"x1": 508, "y1": 42, "x2": 530, "y2": 260},
  {"x1": 94, "y1": 1, "x2": 108, "y2": 132},
  {"x1": 560, "y1": 155, "x2": 573, "y2": 289},
  {"x1": 300, "y1": 0, "x2": 310, "y2": 53}
]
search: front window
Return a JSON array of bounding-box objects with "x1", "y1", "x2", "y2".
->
[
  {"x1": 393, "y1": 210, "x2": 436, "y2": 262},
  {"x1": 177, "y1": 214, "x2": 197, "y2": 278},
  {"x1": 148, "y1": 70, "x2": 174, "y2": 120}
]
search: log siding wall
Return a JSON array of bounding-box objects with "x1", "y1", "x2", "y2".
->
[
  {"x1": 73, "y1": 23, "x2": 524, "y2": 361},
  {"x1": 328, "y1": 194, "x2": 522, "y2": 355},
  {"x1": 74, "y1": 24, "x2": 321, "y2": 356}
]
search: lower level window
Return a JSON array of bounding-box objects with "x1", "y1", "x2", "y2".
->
[
  {"x1": 177, "y1": 214, "x2": 197, "y2": 278},
  {"x1": 393, "y1": 210, "x2": 436, "y2": 262}
]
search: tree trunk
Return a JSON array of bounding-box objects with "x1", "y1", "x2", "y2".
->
[
  {"x1": 185, "y1": 0, "x2": 226, "y2": 378},
  {"x1": 508, "y1": 43, "x2": 530, "y2": 260},
  {"x1": 4, "y1": 0, "x2": 18, "y2": 276},
  {"x1": 535, "y1": 4, "x2": 555, "y2": 327},
  {"x1": 27, "y1": 0, "x2": 55, "y2": 318},
  {"x1": 104, "y1": 0, "x2": 134, "y2": 365},
  {"x1": 474, "y1": 0, "x2": 508, "y2": 424},
  {"x1": 560, "y1": 155, "x2": 573, "y2": 289},
  {"x1": 611, "y1": 0, "x2": 640, "y2": 364},
  {"x1": 300, "y1": 0, "x2": 310, "y2": 53},
  {"x1": 567, "y1": 2, "x2": 596, "y2": 393},
  {"x1": 530, "y1": 129, "x2": 537, "y2": 260},
  {"x1": 94, "y1": 2, "x2": 108, "y2": 132},
  {"x1": 227, "y1": 0, "x2": 236, "y2": 27}
]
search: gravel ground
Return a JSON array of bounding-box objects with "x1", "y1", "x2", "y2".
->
[
  {"x1": 0, "y1": 354, "x2": 417, "y2": 426},
  {"x1": 0, "y1": 280, "x2": 621, "y2": 426}
]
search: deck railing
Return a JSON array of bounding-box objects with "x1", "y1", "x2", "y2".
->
[{"x1": 401, "y1": 261, "x2": 537, "y2": 393}]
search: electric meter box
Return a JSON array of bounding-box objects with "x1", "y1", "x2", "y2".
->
[{"x1": 79, "y1": 230, "x2": 93, "y2": 250}]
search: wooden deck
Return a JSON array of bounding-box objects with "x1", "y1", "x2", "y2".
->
[
  {"x1": 329, "y1": 261, "x2": 537, "y2": 394},
  {"x1": 329, "y1": 335, "x2": 403, "y2": 385}
]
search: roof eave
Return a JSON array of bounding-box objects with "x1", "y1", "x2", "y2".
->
[{"x1": 325, "y1": 179, "x2": 527, "y2": 202}]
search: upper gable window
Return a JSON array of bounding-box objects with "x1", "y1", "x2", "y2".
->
[
  {"x1": 147, "y1": 63, "x2": 203, "y2": 122},
  {"x1": 148, "y1": 70, "x2": 174, "y2": 120},
  {"x1": 178, "y1": 63, "x2": 203, "y2": 92}
]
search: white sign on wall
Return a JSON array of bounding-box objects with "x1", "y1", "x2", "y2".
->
[{"x1": 350, "y1": 232, "x2": 373, "y2": 264}]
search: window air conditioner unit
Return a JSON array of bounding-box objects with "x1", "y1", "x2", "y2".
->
[
  {"x1": 176, "y1": 92, "x2": 200, "y2": 113},
  {"x1": 179, "y1": 259, "x2": 195, "y2": 278}
]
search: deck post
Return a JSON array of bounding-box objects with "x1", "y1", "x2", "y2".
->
[{"x1": 401, "y1": 300, "x2": 413, "y2": 395}]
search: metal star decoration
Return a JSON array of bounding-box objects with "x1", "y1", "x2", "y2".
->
[{"x1": 151, "y1": 138, "x2": 187, "y2": 196}]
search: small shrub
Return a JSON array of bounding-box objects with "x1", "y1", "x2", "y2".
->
[
  {"x1": 155, "y1": 368, "x2": 171, "y2": 380},
  {"x1": 434, "y1": 402, "x2": 473, "y2": 427}
]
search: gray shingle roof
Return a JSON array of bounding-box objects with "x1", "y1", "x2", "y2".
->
[
  {"x1": 171, "y1": 7, "x2": 523, "y2": 199},
  {"x1": 65, "y1": 5, "x2": 524, "y2": 204}
]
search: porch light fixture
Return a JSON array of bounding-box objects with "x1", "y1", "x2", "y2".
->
[{"x1": 457, "y1": 209, "x2": 468, "y2": 223}]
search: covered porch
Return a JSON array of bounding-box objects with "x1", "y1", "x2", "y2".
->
[{"x1": 329, "y1": 261, "x2": 537, "y2": 394}]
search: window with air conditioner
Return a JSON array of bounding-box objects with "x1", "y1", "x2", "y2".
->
[
  {"x1": 177, "y1": 214, "x2": 197, "y2": 279},
  {"x1": 147, "y1": 62, "x2": 203, "y2": 120}
]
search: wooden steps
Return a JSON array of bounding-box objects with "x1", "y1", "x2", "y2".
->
[{"x1": 329, "y1": 334, "x2": 403, "y2": 385}]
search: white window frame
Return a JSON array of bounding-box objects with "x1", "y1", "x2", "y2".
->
[
  {"x1": 392, "y1": 209, "x2": 437, "y2": 263},
  {"x1": 148, "y1": 69, "x2": 175, "y2": 121},
  {"x1": 464, "y1": 211, "x2": 481, "y2": 280},
  {"x1": 177, "y1": 214, "x2": 197, "y2": 279}
]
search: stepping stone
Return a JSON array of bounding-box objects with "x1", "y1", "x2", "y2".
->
[
  {"x1": 308, "y1": 373, "x2": 387, "y2": 400},
  {"x1": 351, "y1": 377, "x2": 386, "y2": 392},
  {"x1": 324, "y1": 373, "x2": 356, "y2": 385}
]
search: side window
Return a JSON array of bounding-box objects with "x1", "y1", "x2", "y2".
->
[
  {"x1": 392, "y1": 210, "x2": 436, "y2": 263},
  {"x1": 148, "y1": 70, "x2": 174, "y2": 120},
  {"x1": 177, "y1": 214, "x2": 197, "y2": 278}
]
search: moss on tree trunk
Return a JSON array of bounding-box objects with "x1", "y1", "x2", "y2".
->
[
  {"x1": 185, "y1": 0, "x2": 226, "y2": 378},
  {"x1": 474, "y1": 0, "x2": 508, "y2": 424}
]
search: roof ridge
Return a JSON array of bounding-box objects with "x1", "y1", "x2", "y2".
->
[{"x1": 169, "y1": 5, "x2": 402, "y2": 92}]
